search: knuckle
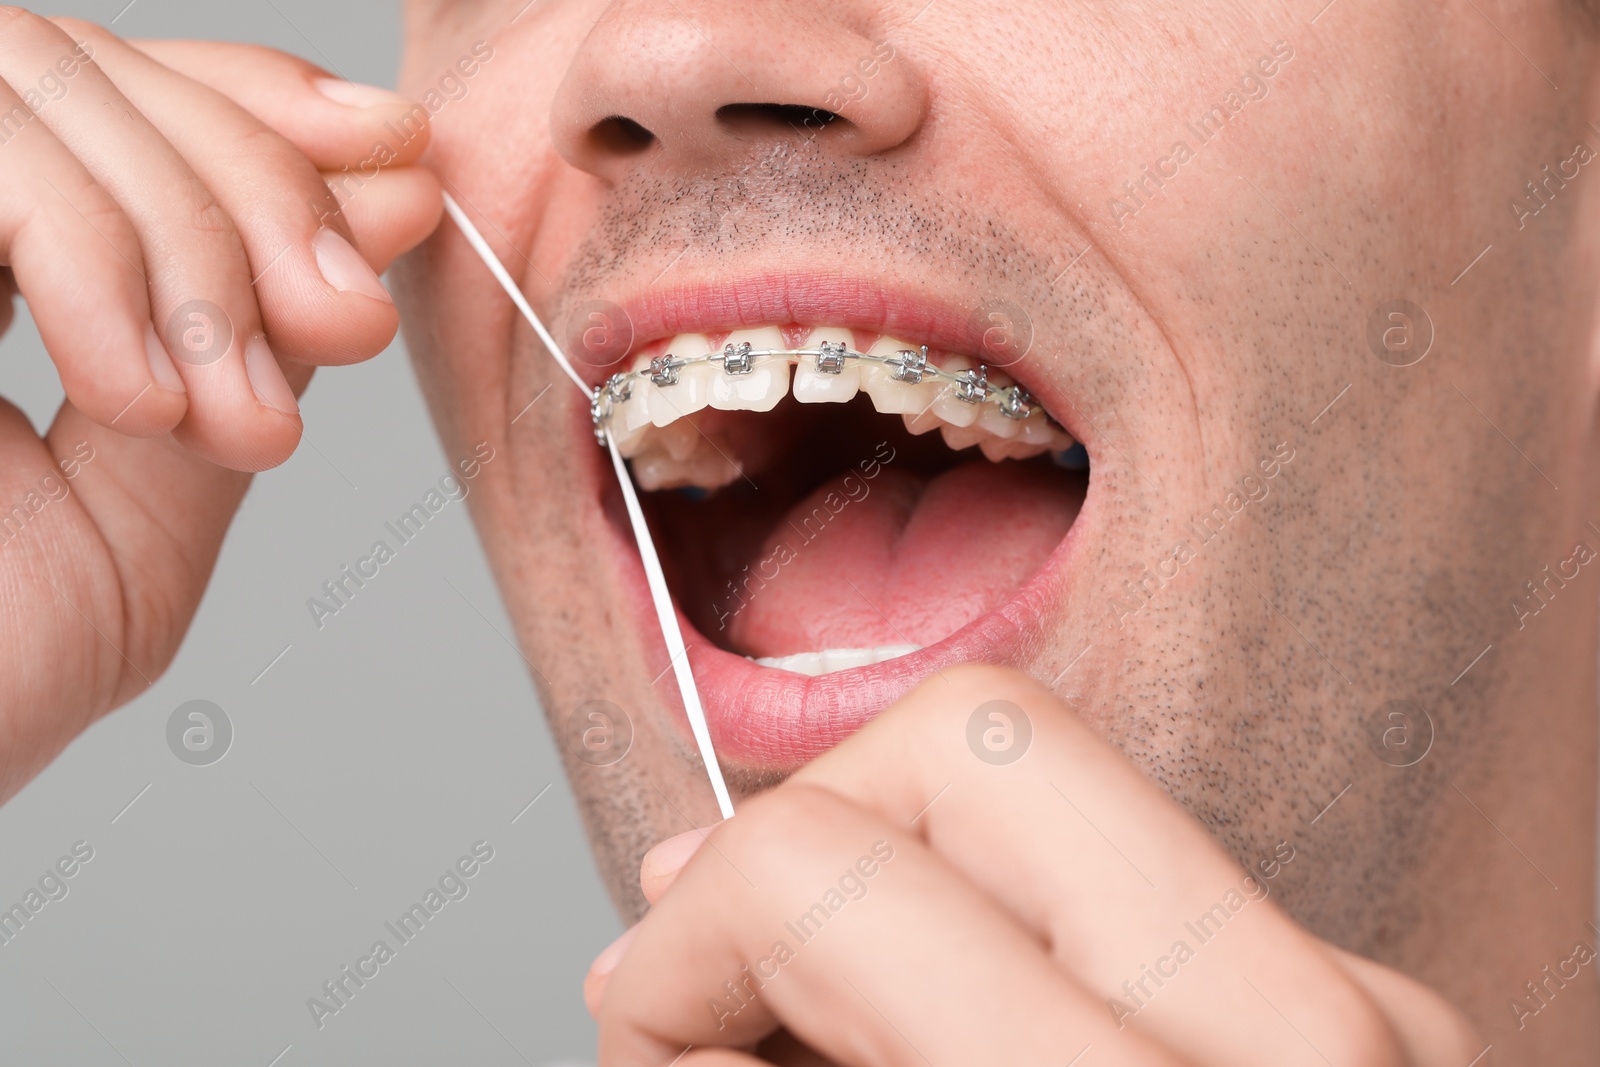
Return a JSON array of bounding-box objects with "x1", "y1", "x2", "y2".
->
[
  {"x1": 174, "y1": 176, "x2": 243, "y2": 247},
  {"x1": 229, "y1": 126, "x2": 335, "y2": 219},
  {"x1": 76, "y1": 187, "x2": 132, "y2": 237},
  {"x1": 37, "y1": 175, "x2": 137, "y2": 250},
  {"x1": 232, "y1": 124, "x2": 317, "y2": 182}
]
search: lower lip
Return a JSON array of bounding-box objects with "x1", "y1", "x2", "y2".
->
[{"x1": 606, "y1": 487, "x2": 1089, "y2": 769}]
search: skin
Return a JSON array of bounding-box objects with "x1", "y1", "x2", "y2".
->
[
  {"x1": 0, "y1": 0, "x2": 1594, "y2": 1062},
  {"x1": 392, "y1": 0, "x2": 1600, "y2": 1060}
]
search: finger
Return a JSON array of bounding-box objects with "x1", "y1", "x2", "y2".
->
[
  {"x1": 597, "y1": 785, "x2": 1178, "y2": 1066},
  {"x1": 1327, "y1": 947, "x2": 1481, "y2": 1066},
  {"x1": 748, "y1": 1030, "x2": 849, "y2": 1067},
  {"x1": 0, "y1": 78, "x2": 186, "y2": 436},
  {"x1": 584, "y1": 923, "x2": 637, "y2": 1018},
  {"x1": 678, "y1": 1052, "x2": 767, "y2": 1067},
  {"x1": 684, "y1": 1040, "x2": 846, "y2": 1067},
  {"x1": 588, "y1": 828, "x2": 707, "y2": 1017},
  {"x1": 0, "y1": 398, "x2": 121, "y2": 801},
  {"x1": 61, "y1": 25, "x2": 407, "y2": 367},
  {"x1": 792, "y1": 665, "x2": 1405, "y2": 1066},
  {"x1": 640, "y1": 827, "x2": 709, "y2": 905},
  {"x1": 0, "y1": 391, "x2": 251, "y2": 804},
  {"x1": 113, "y1": 36, "x2": 431, "y2": 170},
  {"x1": 322, "y1": 165, "x2": 444, "y2": 275},
  {"x1": 45, "y1": 400, "x2": 251, "y2": 708},
  {"x1": 0, "y1": 10, "x2": 297, "y2": 470},
  {"x1": 590, "y1": 823, "x2": 723, "y2": 1018}
]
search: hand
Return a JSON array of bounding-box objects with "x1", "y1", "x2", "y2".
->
[
  {"x1": 0, "y1": 10, "x2": 441, "y2": 800},
  {"x1": 585, "y1": 664, "x2": 1479, "y2": 1066}
]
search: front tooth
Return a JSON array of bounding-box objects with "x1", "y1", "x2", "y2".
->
[
  {"x1": 754, "y1": 651, "x2": 824, "y2": 675},
  {"x1": 820, "y1": 647, "x2": 873, "y2": 672},
  {"x1": 930, "y1": 355, "x2": 982, "y2": 428},
  {"x1": 862, "y1": 336, "x2": 939, "y2": 415},
  {"x1": 754, "y1": 644, "x2": 923, "y2": 676},
  {"x1": 901, "y1": 411, "x2": 940, "y2": 436},
  {"x1": 709, "y1": 327, "x2": 790, "y2": 412},
  {"x1": 615, "y1": 356, "x2": 654, "y2": 437},
  {"x1": 649, "y1": 334, "x2": 716, "y2": 427},
  {"x1": 792, "y1": 326, "x2": 860, "y2": 403}
]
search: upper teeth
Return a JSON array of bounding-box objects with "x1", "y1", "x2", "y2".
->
[{"x1": 595, "y1": 326, "x2": 1077, "y2": 490}]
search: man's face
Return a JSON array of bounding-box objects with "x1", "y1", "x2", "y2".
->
[{"x1": 394, "y1": 0, "x2": 1598, "y2": 950}]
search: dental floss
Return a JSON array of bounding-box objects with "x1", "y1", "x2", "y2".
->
[
  {"x1": 441, "y1": 192, "x2": 737, "y2": 820},
  {"x1": 603, "y1": 434, "x2": 736, "y2": 819}
]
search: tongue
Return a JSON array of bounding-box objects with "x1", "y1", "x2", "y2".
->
[{"x1": 725, "y1": 459, "x2": 1083, "y2": 658}]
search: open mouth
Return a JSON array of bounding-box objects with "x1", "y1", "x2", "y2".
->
[{"x1": 587, "y1": 303, "x2": 1092, "y2": 768}]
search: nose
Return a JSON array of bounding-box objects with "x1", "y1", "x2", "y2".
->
[{"x1": 551, "y1": 0, "x2": 926, "y2": 182}]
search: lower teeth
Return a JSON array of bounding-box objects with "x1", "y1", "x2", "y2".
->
[{"x1": 752, "y1": 644, "x2": 922, "y2": 676}]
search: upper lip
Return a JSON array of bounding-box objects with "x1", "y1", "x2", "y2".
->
[{"x1": 567, "y1": 271, "x2": 1079, "y2": 435}]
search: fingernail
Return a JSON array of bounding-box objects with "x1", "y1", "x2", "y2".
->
[
  {"x1": 589, "y1": 924, "x2": 639, "y2": 979},
  {"x1": 245, "y1": 336, "x2": 299, "y2": 415},
  {"x1": 145, "y1": 324, "x2": 185, "y2": 393},
  {"x1": 642, "y1": 828, "x2": 710, "y2": 879},
  {"x1": 314, "y1": 229, "x2": 392, "y2": 304},
  {"x1": 313, "y1": 77, "x2": 411, "y2": 109}
]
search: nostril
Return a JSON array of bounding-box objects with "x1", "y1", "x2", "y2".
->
[
  {"x1": 716, "y1": 102, "x2": 847, "y2": 137},
  {"x1": 588, "y1": 115, "x2": 656, "y2": 156}
]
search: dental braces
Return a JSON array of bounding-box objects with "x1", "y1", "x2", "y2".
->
[{"x1": 591, "y1": 343, "x2": 1053, "y2": 444}]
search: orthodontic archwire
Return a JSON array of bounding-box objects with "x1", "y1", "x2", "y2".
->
[
  {"x1": 592, "y1": 340, "x2": 1053, "y2": 443},
  {"x1": 442, "y1": 192, "x2": 736, "y2": 820}
]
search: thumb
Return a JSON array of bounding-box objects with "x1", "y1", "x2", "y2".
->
[{"x1": 0, "y1": 382, "x2": 284, "y2": 802}]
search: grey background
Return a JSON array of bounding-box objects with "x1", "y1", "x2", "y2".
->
[{"x1": 0, "y1": 2, "x2": 615, "y2": 1063}]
